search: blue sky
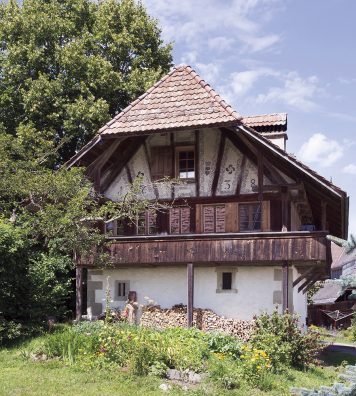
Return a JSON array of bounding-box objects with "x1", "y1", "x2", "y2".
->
[{"x1": 142, "y1": 0, "x2": 356, "y2": 237}]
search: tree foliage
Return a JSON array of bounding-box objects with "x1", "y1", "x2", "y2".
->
[
  {"x1": 0, "y1": 0, "x2": 172, "y2": 161},
  {"x1": 0, "y1": 0, "x2": 173, "y2": 339}
]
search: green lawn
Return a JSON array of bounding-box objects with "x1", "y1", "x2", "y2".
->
[{"x1": 0, "y1": 340, "x2": 347, "y2": 396}]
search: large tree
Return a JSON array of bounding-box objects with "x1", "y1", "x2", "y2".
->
[{"x1": 0, "y1": 0, "x2": 172, "y2": 162}]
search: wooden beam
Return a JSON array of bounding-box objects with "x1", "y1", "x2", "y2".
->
[
  {"x1": 212, "y1": 132, "x2": 226, "y2": 196},
  {"x1": 258, "y1": 149, "x2": 263, "y2": 202},
  {"x1": 298, "y1": 271, "x2": 321, "y2": 293},
  {"x1": 187, "y1": 262, "x2": 194, "y2": 327},
  {"x1": 101, "y1": 136, "x2": 148, "y2": 192},
  {"x1": 293, "y1": 266, "x2": 315, "y2": 287},
  {"x1": 76, "y1": 266, "x2": 83, "y2": 321},
  {"x1": 321, "y1": 201, "x2": 327, "y2": 230},
  {"x1": 195, "y1": 130, "x2": 200, "y2": 197},
  {"x1": 282, "y1": 261, "x2": 289, "y2": 312},
  {"x1": 235, "y1": 155, "x2": 247, "y2": 196}
]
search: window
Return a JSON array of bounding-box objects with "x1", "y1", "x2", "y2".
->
[
  {"x1": 105, "y1": 219, "x2": 125, "y2": 236},
  {"x1": 170, "y1": 207, "x2": 191, "y2": 234},
  {"x1": 202, "y1": 205, "x2": 225, "y2": 233},
  {"x1": 115, "y1": 281, "x2": 130, "y2": 301},
  {"x1": 216, "y1": 267, "x2": 237, "y2": 294},
  {"x1": 176, "y1": 147, "x2": 195, "y2": 179},
  {"x1": 222, "y1": 272, "x2": 232, "y2": 290},
  {"x1": 136, "y1": 210, "x2": 157, "y2": 235},
  {"x1": 239, "y1": 203, "x2": 261, "y2": 232}
]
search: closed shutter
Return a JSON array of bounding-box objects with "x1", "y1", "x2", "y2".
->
[
  {"x1": 203, "y1": 206, "x2": 215, "y2": 233},
  {"x1": 151, "y1": 146, "x2": 172, "y2": 180},
  {"x1": 216, "y1": 206, "x2": 226, "y2": 232},
  {"x1": 203, "y1": 205, "x2": 226, "y2": 233},
  {"x1": 170, "y1": 208, "x2": 181, "y2": 234},
  {"x1": 169, "y1": 207, "x2": 191, "y2": 234}
]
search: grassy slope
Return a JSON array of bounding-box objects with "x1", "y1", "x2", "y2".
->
[{"x1": 0, "y1": 338, "x2": 351, "y2": 396}]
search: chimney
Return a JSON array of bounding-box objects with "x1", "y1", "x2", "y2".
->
[{"x1": 242, "y1": 113, "x2": 288, "y2": 151}]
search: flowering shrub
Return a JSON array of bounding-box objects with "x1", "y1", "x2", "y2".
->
[{"x1": 250, "y1": 310, "x2": 321, "y2": 371}]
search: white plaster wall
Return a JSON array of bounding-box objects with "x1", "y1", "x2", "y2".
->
[
  {"x1": 199, "y1": 129, "x2": 221, "y2": 197},
  {"x1": 89, "y1": 265, "x2": 307, "y2": 322},
  {"x1": 240, "y1": 158, "x2": 258, "y2": 194},
  {"x1": 292, "y1": 267, "x2": 308, "y2": 327},
  {"x1": 105, "y1": 168, "x2": 131, "y2": 201},
  {"x1": 216, "y1": 138, "x2": 243, "y2": 196}
]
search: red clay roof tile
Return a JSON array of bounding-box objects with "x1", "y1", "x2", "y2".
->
[{"x1": 100, "y1": 65, "x2": 241, "y2": 136}]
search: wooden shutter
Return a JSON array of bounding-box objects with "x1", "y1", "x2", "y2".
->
[
  {"x1": 151, "y1": 146, "x2": 172, "y2": 180},
  {"x1": 203, "y1": 206, "x2": 215, "y2": 233},
  {"x1": 215, "y1": 205, "x2": 225, "y2": 232},
  {"x1": 180, "y1": 208, "x2": 191, "y2": 233},
  {"x1": 169, "y1": 207, "x2": 191, "y2": 234},
  {"x1": 203, "y1": 205, "x2": 226, "y2": 233},
  {"x1": 170, "y1": 208, "x2": 180, "y2": 234}
]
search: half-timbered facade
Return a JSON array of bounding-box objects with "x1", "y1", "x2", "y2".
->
[{"x1": 69, "y1": 65, "x2": 349, "y2": 324}]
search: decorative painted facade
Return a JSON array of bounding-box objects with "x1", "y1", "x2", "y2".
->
[{"x1": 68, "y1": 64, "x2": 349, "y2": 326}]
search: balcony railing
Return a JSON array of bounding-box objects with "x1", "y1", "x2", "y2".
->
[{"x1": 106, "y1": 231, "x2": 330, "y2": 266}]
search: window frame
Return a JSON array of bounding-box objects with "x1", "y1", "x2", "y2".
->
[
  {"x1": 175, "y1": 145, "x2": 195, "y2": 180},
  {"x1": 238, "y1": 202, "x2": 262, "y2": 232},
  {"x1": 114, "y1": 280, "x2": 130, "y2": 301},
  {"x1": 135, "y1": 210, "x2": 157, "y2": 235},
  {"x1": 216, "y1": 267, "x2": 238, "y2": 294}
]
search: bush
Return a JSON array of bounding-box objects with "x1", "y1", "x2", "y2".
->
[
  {"x1": 0, "y1": 319, "x2": 22, "y2": 346},
  {"x1": 204, "y1": 332, "x2": 242, "y2": 359},
  {"x1": 250, "y1": 310, "x2": 321, "y2": 371}
]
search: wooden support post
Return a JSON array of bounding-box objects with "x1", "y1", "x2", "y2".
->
[
  {"x1": 281, "y1": 188, "x2": 289, "y2": 231},
  {"x1": 76, "y1": 266, "x2": 83, "y2": 321},
  {"x1": 187, "y1": 263, "x2": 194, "y2": 327},
  {"x1": 321, "y1": 201, "x2": 327, "y2": 231},
  {"x1": 282, "y1": 262, "x2": 289, "y2": 312}
]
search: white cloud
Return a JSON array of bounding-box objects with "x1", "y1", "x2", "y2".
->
[
  {"x1": 142, "y1": 0, "x2": 282, "y2": 54},
  {"x1": 240, "y1": 33, "x2": 281, "y2": 52},
  {"x1": 256, "y1": 72, "x2": 320, "y2": 112},
  {"x1": 343, "y1": 164, "x2": 356, "y2": 175},
  {"x1": 208, "y1": 36, "x2": 235, "y2": 52},
  {"x1": 229, "y1": 68, "x2": 277, "y2": 96},
  {"x1": 298, "y1": 133, "x2": 343, "y2": 167}
]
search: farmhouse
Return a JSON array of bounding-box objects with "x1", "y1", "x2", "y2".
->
[{"x1": 68, "y1": 64, "x2": 348, "y2": 325}]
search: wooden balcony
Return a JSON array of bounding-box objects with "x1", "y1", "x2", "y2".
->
[{"x1": 106, "y1": 231, "x2": 330, "y2": 267}]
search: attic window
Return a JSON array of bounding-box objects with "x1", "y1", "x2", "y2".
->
[{"x1": 176, "y1": 146, "x2": 195, "y2": 179}]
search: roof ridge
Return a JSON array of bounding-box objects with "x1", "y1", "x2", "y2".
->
[{"x1": 243, "y1": 112, "x2": 287, "y2": 118}]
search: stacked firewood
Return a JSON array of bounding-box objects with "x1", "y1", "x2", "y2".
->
[{"x1": 140, "y1": 304, "x2": 254, "y2": 341}]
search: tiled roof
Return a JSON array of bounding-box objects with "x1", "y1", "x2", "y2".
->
[
  {"x1": 100, "y1": 64, "x2": 241, "y2": 136},
  {"x1": 241, "y1": 113, "x2": 287, "y2": 132}
]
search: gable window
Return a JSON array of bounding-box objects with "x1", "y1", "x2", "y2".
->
[
  {"x1": 176, "y1": 146, "x2": 195, "y2": 179},
  {"x1": 136, "y1": 210, "x2": 157, "y2": 235},
  {"x1": 202, "y1": 205, "x2": 225, "y2": 233},
  {"x1": 115, "y1": 281, "x2": 129, "y2": 301},
  {"x1": 239, "y1": 203, "x2": 262, "y2": 232},
  {"x1": 170, "y1": 207, "x2": 191, "y2": 234}
]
